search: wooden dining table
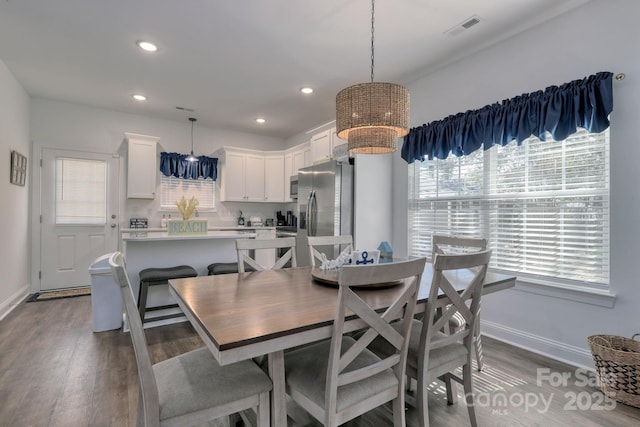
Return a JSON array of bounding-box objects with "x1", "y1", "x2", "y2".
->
[{"x1": 169, "y1": 264, "x2": 516, "y2": 426}]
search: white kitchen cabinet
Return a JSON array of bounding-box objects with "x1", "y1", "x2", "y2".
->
[
  {"x1": 217, "y1": 148, "x2": 265, "y2": 202},
  {"x1": 244, "y1": 153, "x2": 266, "y2": 201},
  {"x1": 310, "y1": 129, "x2": 332, "y2": 164},
  {"x1": 293, "y1": 149, "x2": 306, "y2": 173},
  {"x1": 330, "y1": 127, "x2": 342, "y2": 147},
  {"x1": 303, "y1": 146, "x2": 312, "y2": 167},
  {"x1": 284, "y1": 143, "x2": 310, "y2": 202},
  {"x1": 264, "y1": 154, "x2": 285, "y2": 202},
  {"x1": 284, "y1": 152, "x2": 293, "y2": 200},
  {"x1": 125, "y1": 133, "x2": 159, "y2": 199}
]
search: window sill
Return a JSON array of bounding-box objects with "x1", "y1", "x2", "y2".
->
[{"x1": 512, "y1": 277, "x2": 616, "y2": 308}]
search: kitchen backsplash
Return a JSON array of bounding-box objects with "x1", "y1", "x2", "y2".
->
[{"x1": 126, "y1": 198, "x2": 296, "y2": 229}]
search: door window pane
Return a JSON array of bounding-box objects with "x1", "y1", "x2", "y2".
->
[{"x1": 56, "y1": 158, "x2": 107, "y2": 225}]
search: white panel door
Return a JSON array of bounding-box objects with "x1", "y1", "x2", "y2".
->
[{"x1": 40, "y1": 148, "x2": 119, "y2": 291}]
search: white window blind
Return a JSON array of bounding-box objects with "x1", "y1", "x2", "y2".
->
[
  {"x1": 56, "y1": 158, "x2": 107, "y2": 225},
  {"x1": 408, "y1": 128, "x2": 610, "y2": 287},
  {"x1": 160, "y1": 175, "x2": 215, "y2": 211}
]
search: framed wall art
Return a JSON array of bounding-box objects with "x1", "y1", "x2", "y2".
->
[{"x1": 10, "y1": 150, "x2": 27, "y2": 186}]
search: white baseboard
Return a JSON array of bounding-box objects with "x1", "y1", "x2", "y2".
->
[
  {"x1": 482, "y1": 320, "x2": 595, "y2": 371},
  {"x1": 0, "y1": 285, "x2": 30, "y2": 321}
]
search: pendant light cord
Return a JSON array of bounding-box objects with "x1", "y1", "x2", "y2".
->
[
  {"x1": 189, "y1": 117, "x2": 196, "y2": 154},
  {"x1": 370, "y1": 0, "x2": 375, "y2": 83}
]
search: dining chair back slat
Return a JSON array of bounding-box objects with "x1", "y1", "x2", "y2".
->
[
  {"x1": 307, "y1": 235, "x2": 353, "y2": 267},
  {"x1": 432, "y1": 235, "x2": 487, "y2": 261},
  {"x1": 236, "y1": 237, "x2": 297, "y2": 273}
]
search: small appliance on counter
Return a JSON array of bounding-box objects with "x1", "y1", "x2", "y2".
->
[
  {"x1": 276, "y1": 210, "x2": 297, "y2": 227},
  {"x1": 248, "y1": 216, "x2": 263, "y2": 227},
  {"x1": 265, "y1": 218, "x2": 274, "y2": 227}
]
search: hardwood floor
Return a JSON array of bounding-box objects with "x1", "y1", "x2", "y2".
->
[{"x1": 0, "y1": 295, "x2": 638, "y2": 427}]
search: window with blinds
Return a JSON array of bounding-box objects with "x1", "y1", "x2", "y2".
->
[
  {"x1": 408, "y1": 128, "x2": 610, "y2": 287},
  {"x1": 160, "y1": 175, "x2": 215, "y2": 211},
  {"x1": 56, "y1": 158, "x2": 107, "y2": 225}
]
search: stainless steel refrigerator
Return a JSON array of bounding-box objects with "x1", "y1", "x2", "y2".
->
[{"x1": 296, "y1": 160, "x2": 353, "y2": 266}]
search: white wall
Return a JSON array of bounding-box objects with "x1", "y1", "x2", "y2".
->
[
  {"x1": 0, "y1": 61, "x2": 30, "y2": 318},
  {"x1": 353, "y1": 154, "x2": 393, "y2": 251},
  {"x1": 392, "y1": 0, "x2": 640, "y2": 367},
  {"x1": 27, "y1": 98, "x2": 290, "y2": 292},
  {"x1": 29, "y1": 98, "x2": 288, "y2": 229}
]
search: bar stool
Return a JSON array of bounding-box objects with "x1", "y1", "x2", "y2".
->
[
  {"x1": 207, "y1": 262, "x2": 255, "y2": 275},
  {"x1": 207, "y1": 262, "x2": 239, "y2": 275},
  {"x1": 138, "y1": 265, "x2": 197, "y2": 323}
]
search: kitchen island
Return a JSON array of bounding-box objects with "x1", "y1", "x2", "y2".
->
[{"x1": 121, "y1": 229, "x2": 264, "y2": 327}]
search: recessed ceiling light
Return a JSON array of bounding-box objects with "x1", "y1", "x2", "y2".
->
[
  {"x1": 131, "y1": 94, "x2": 147, "y2": 101},
  {"x1": 136, "y1": 40, "x2": 158, "y2": 52},
  {"x1": 256, "y1": 118, "x2": 266, "y2": 124},
  {"x1": 301, "y1": 87, "x2": 314, "y2": 94}
]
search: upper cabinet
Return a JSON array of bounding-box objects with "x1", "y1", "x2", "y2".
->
[
  {"x1": 217, "y1": 149, "x2": 265, "y2": 202},
  {"x1": 216, "y1": 141, "x2": 314, "y2": 203},
  {"x1": 217, "y1": 148, "x2": 287, "y2": 203},
  {"x1": 264, "y1": 154, "x2": 285, "y2": 202},
  {"x1": 310, "y1": 129, "x2": 332, "y2": 164},
  {"x1": 309, "y1": 126, "x2": 345, "y2": 165},
  {"x1": 284, "y1": 152, "x2": 294, "y2": 200},
  {"x1": 125, "y1": 133, "x2": 159, "y2": 199},
  {"x1": 293, "y1": 148, "x2": 307, "y2": 173}
]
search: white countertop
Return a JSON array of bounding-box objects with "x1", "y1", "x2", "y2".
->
[
  {"x1": 121, "y1": 230, "x2": 257, "y2": 241},
  {"x1": 122, "y1": 226, "x2": 276, "y2": 233}
]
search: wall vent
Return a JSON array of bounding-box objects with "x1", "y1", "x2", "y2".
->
[{"x1": 444, "y1": 15, "x2": 481, "y2": 37}]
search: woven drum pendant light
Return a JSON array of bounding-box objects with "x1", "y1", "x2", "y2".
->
[{"x1": 336, "y1": 0, "x2": 409, "y2": 154}]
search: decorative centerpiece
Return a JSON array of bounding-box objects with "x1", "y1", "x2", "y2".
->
[
  {"x1": 168, "y1": 196, "x2": 208, "y2": 234},
  {"x1": 319, "y1": 249, "x2": 382, "y2": 271},
  {"x1": 320, "y1": 251, "x2": 352, "y2": 271}
]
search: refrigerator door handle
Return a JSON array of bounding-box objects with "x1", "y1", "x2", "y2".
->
[
  {"x1": 306, "y1": 189, "x2": 313, "y2": 235},
  {"x1": 309, "y1": 190, "x2": 317, "y2": 236}
]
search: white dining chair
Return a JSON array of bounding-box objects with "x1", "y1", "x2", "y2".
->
[
  {"x1": 432, "y1": 235, "x2": 487, "y2": 371},
  {"x1": 307, "y1": 235, "x2": 353, "y2": 267},
  {"x1": 284, "y1": 257, "x2": 427, "y2": 427},
  {"x1": 108, "y1": 252, "x2": 272, "y2": 427},
  {"x1": 369, "y1": 250, "x2": 491, "y2": 427},
  {"x1": 236, "y1": 236, "x2": 297, "y2": 273}
]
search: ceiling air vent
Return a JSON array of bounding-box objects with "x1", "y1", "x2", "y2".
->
[
  {"x1": 444, "y1": 15, "x2": 481, "y2": 37},
  {"x1": 176, "y1": 106, "x2": 195, "y2": 112}
]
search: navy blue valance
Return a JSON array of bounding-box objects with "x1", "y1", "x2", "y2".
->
[
  {"x1": 401, "y1": 71, "x2": 613, "y2": 163},
  {"x1": 159, "y1": 152, "x2": 218, "y2": 180}
]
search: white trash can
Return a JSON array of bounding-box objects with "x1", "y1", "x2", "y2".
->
[{"x1": 89, "y1": 253, "x2": 123, "y2": 332}]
